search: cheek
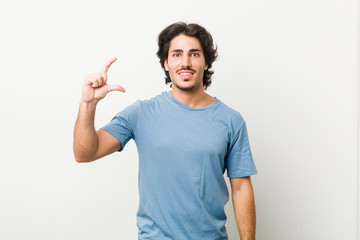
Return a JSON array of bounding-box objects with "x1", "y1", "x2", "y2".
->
[{"x1": 166, "y1": 60, "x2": 179, "y2": 71}]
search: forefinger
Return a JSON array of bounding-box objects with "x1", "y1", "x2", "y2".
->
[{"x1": 102, "y1": 57, "x2": 117, "y2": 73}]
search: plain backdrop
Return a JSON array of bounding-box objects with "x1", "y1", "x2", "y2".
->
[{"x1": 0, "y1": 0, "x2": 359, "y2": 239}]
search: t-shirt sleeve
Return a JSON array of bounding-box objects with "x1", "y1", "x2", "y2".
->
[
  {"x1": 101, "y1": 101, "x2": 139, "y2": 151},
  {"x1": 226, "y1": 121, "x2": 257, "y2": 178}
]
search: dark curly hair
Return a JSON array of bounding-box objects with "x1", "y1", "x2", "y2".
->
[{"x1": 156, "y1": 22, "x2": 218, "y2": 90}]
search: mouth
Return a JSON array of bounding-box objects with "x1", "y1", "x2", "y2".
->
[{"x1": 178, "y1": 70, "x2": 194, "y2": 79}]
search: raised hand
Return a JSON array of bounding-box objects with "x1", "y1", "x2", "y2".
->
[{"x1": 81, "y1": 57, "x2": 125, "y2": 104}]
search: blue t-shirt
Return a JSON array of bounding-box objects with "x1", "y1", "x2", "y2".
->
[{"x1": 102, "y1": 91, "x2": 257, "y2": 240}]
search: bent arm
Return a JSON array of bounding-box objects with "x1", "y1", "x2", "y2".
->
[
  {"x1": 230, "y1": 176, "x2": 256, "y2": 240},
  {"x1": 73, "y1": 58, "x2": 124, "y2": 162},
  {"x1": 73, "y1": 101, "x2": 122, "y2": 162}
]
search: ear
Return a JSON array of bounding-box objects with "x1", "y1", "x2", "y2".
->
[
  {"x1": 204, "y1": 64, "x2": 208, "y2": 70},
  {"x1": 164, "y1": 59, "x2": 169, "y2": 71}
]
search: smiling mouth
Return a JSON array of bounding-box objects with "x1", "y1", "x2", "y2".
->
[
  {"x1": 178, "y1": 72, "x2": 193, "y2": 80},
  {"x1": 179, "y1": 72, "x2": 193, "y2": 76},
  {"x1": 177, "y1": 69, "x2": 195, "y2": 79}
]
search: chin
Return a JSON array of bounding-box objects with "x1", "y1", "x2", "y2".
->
[
  {"x1": 171, "y1": 76, "x2": 203, "y2": 91},
  {"x1": 173, "y1": 83, "x2": 201, "y2": 92}
]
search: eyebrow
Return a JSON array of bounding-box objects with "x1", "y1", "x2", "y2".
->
[{"x1": 170, "y1": 48, "x2": 202, "y2": 53}]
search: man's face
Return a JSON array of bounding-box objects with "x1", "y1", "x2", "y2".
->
[{"x1": 164, "y1": 34, "x2": 208, "y2": 92}]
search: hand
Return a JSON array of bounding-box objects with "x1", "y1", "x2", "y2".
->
[{"x1": 81, "y1": 57, "x2": 125, "y2": 104}]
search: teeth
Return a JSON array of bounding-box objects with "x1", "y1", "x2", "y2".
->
[{"x1": 179, "y1": 72, "x2": 192, "y2": 75}]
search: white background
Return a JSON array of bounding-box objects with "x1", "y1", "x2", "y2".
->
[{"x1": 0, "y1": 0, "x2": 358, "y2": 239}]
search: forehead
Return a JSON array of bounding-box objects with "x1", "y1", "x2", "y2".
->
[{"x1": 168, "y1": 34, "x2": 203, "y2": 52}]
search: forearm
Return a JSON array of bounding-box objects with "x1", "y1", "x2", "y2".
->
[
  {"x1": 231, "y1": 179, "x2": 256, "y2": 240},
  {"x1": 73, "y1": 101, "x2": 99, "y2": 162},
  {"x1": 73, "y1": 58, "x2": 124, "y2": 162}
]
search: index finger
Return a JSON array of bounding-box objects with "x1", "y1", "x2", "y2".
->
[{"x1": 102, "y1": 57, "x2": 117, "y2": 72}]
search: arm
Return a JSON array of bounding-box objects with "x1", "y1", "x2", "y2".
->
[
  {"x1": 230, "y1": 176, "x2": 256, "y2": 240},
  {"x1": 73, "y1": 58, "x2": 125, "y2": 162}
]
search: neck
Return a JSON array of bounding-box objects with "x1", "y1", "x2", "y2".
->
[{"x1": 170, "y1": 86, "x2": 214, "y2": 109}]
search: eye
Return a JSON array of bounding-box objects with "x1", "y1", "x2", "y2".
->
[
  {"x1": 173, "y1": 53, "x2": 181, "y2": 57},
  {"x1": 191, "y1": 53, "x2": 200, "y2": 57}
]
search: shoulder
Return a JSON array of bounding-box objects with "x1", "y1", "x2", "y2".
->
[
  {"x1": 141, "y1": 91, "x2": 167, "y2": 105},
  {"x1": 115, "y1": 92, "x2": 167, "y2": 118},
  {"x1": 133, "y1": 91, "x2": 168, "y2": 110},
  {"x1": 214, "y1": 100, "x2": 246, "y2": 128}
]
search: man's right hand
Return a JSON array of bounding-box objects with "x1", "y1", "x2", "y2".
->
[
  {"x1": 81, "y1": 57, "x2": 125, "y2": 104},
  {"x1": 74, "y1": 57, "x2": 124, "y2": 163}
]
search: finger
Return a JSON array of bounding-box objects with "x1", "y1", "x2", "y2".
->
[
  {"x1": 92, "y1": 80, "x2": 100, "y2": 88},
  {"x1": 101, "y1": 72, "x2": 108, "y2": 84},
  {"x1": 84, "y1": 74, "x2": 98, "y2": 84},
  {"x1": 102, "y1": 57, "x2": 117, "y2": 73},
  {"x1": 107, "y1": 84, "x2": 126, "y2": 93},
  {"x1": 97, "y1": 75, "x2": 104, "y2": 86},
  {"x1": 88, "y1": 75, "x2": 105, "y2": 87}
]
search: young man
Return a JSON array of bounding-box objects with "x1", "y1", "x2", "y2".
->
[{"x1": 73, "y1": 22, "x2": 257, "y2": 240}]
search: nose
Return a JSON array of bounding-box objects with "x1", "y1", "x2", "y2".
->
[{"x1": 181, "y1": 55, "x2": 191, "y2": 68}]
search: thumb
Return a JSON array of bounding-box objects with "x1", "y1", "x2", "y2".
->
[{"x1": 107, "y1": 84, "x2": 126, "y2": 93}]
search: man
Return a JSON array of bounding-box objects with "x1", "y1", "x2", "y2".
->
[{"x1": 73, "y1": 22, "x2": 257, "y2": 240}]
